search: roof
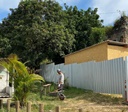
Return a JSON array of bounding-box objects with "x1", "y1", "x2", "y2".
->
[
  {"x1": 0, "y1": 93, "x2": 10, "y2": 98},
  {"x1": 107, "y1": 40, "x2": 128, "y2": 46},
  {"x1": 64, "y1": 40, "x2": 128, "y2": 57}
]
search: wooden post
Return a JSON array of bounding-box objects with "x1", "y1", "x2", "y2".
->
[
  {"x1": 16, "y1": 101, "x2": 20, "y2": 112},
  {"x1": 55, "y1": 106, "x2": 60, "y2": 112},
  {"x1": 48, "y1": 85, "x2": 51, "y2": 93},
  {"x1": 40, "y1": 87, "x2": 43, "y2": 98},
  {"x1": 39, "y1": 103, "x2": 44, "y2": 112},
  {"x1": 0, "y1": 99, "x2": 3, "y2": 109},
  {"x1": 43, "y1": 84, "x2": 51, "y2": 95},
  {"x1": 7, "y1": 99, "x2": 11, "y2": 112},
  {"x1": 44, "y1": 87, "x2": 46, "y2": 95},
  {"x1": 79, "y1": 108, "x2": 83, "y2": 112},
  {"x1": 27, "y1": 102, "x2": 31, "y2": 112}
]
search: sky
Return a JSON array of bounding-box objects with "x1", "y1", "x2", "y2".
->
[{"x1": 0, "y1": 0, "x2": 128, "y2": 26}]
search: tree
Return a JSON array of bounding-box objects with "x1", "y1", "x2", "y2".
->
[
  {"x1": 0, "y1": 35, "x2": 11, "y2": 57},
  {"x1": 64, "y1": 6, "x2": 103, "y2": 51},
  {"x1": 89, "y1": 27, "x2": 107, "y2": 46},
  {"x1": 0, "y1": 1, "x2": 104, "y2": 67},
  {"x1": 0, "y1": 0, "x2": 75, "y2": 68},
  {"x1": 0, "y1": 54, "x2": 44, "y2": 106}
]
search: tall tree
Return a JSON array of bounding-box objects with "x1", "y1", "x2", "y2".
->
[
  {"x1": 89, "y1": 27, "x2": 107, "y2": 46},
  {"x1": 64, "y1": 6, "x2": 103, "y2": 51},
  {"x1": 0, "y1": 0, "x2": 104, "y2": 67},
  {"x1": 0, "y1": 0, "x2": 74, "y2": 68}
]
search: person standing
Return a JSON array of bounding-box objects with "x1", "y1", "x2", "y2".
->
[{"x1": 57, "y1": 69, "x2": 64, "y2": 90}]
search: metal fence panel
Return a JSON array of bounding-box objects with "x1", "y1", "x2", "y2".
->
[
  {"x1": 93, "y1": 58, "x2": 125, "y2": 94},
  {"x1": 40, "y1": 57, "x2": 126, "y2": 96}
]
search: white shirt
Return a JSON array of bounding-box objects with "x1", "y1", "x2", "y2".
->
[{"x1": 58, "y1": 72, "x2": 64, "y2": 84}]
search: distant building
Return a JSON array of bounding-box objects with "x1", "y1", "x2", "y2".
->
[
  {"x1": 64, "y1": 16, "x2": 128, "y2": 64},
  {"x1": 64, "y1": 40, "x2": 128, "y2": 64}
]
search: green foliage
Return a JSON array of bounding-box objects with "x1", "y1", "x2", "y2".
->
[
  {"x1": 40, "y1": 58, "x2": 52, "y2": 64},
  {"x1": 104, "y1": 26, "x2": 113, "y2": 38},
  {"x1": 64, "y1": 77, "x2": 69, "y2": 89},
  {"x1": 0, "y1": 35, "x2": 11, "y2": 57},
  {"x1": 89, "y1": 27, "x2": 106, "y2": 46},
  {"x1": 0, "y1": 0, "x2": 104, "y2": 67},
  {"x1": 0, "y1": 54, "x2": 44, "y2": 107},
  {"x1": 113, "y1": 15, "x2": 127, "y2": 29},
  {"x1": 0, "y1": 0, "x2": 75, "y2": 68},
  {"x1": 64, "y1": 6, "x2": 104, "y2": 51},
  {"x1": 0, "y1": 85, "x2": 124, "y2": 111}
]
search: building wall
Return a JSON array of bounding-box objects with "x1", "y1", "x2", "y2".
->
[
  {"x1": 108, "y1": 45, "x2": 128, "y2": 60},
  {"x1": 0, "y1": 66, "x2": 9, "y2": 92},
  {"x1": 65, "y1": 42, "x2": 108, "y2": 64}
]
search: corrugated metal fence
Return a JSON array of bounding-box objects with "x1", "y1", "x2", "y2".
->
[{"x1": 40, "y1": 57, "x2": 128, "y2": 96}]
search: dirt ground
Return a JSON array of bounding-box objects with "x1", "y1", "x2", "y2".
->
[
  {"x1": 61, "y1": 99, "x2": 128, "y2": 112},
  {"x1": 55, "y1": 92, "x2": 128, "y2": 112},
  {"x1": 60, "y1": 97, "x2": 128, "y2": 112}
]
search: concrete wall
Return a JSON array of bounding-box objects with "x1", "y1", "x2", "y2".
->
[
  {"x1": 108, "y1": 45, "x2": 128, "y2": 60},
  {"x1": 65, "y1": 42, "x2": 108, "y2": 64}
]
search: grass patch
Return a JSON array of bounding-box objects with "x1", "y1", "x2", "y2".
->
[{"x1": 0, "y1": 83, "x2": 126, "y2": 112}]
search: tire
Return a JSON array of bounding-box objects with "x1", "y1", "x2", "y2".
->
[{"x1": 59, "y1": 93, "x2": 65, "y2": 100}]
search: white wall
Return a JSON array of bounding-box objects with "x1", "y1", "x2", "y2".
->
[{"x1": 0, "y1": 66, "x2": 9, "y2": 92}]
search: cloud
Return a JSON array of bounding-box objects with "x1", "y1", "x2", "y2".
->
[
  {"x1": 1, "y1": 0, "x2": 128, "y2": 26},
  {"x1": 0, "y1": 0, "x2": 20, "y2": 22},
  {"x1": 0, "y1": 0, "x2": 20, "y2": 12},
  {"x1": 56, "y1": 0, "x2": 80, "y2": 6},
  {"x1": 92, "y1": 0, "x2": 128, "y2": 26}
]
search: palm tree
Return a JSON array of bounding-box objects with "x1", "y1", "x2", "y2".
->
[{"x1": 0, "y1": 54, "x2": 44, "y2": 106}]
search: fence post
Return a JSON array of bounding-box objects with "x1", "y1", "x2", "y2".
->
[
  {"x1": 0, "y1": 99, "x2": 3, "y2": 109},
  {"x1": 27, "y1": 102, "x2": 31, "y2": 112},
  {"x1": 7, "y1": 99, "x2": 11, "y2": 112},
  {"x1": 39, "y1": 103, "x2": 44, "y2": 112},
  {"x1": 124, "y1": 80, "x2": 128, "y2": 103},
  {"x1": 55, "y1": 106, "x2": 60, "y2": 112},
  {"x1": 16, "y1": 101, "x2": 20, "y2": 112},
  {"x1": 79, "y1": 108, "x2": 83, "y2": 112},
  {"x1": 125, "y1": 57, "x2": 128, "y2": 104}
]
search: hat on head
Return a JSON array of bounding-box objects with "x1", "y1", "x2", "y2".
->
[{"x1": 57, "y1": 69, "x2": 61, "y2": 72}]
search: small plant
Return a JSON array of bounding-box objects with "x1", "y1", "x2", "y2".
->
[
  {"x1": 0, "y1": 54, "x2": 45, "y2": 107},
  {"x1": 64, "y1": 77, "x2": 69, "y2": 89},
  {"x1": 40, "y1": 58, "x2": 52, "y2": 64}
]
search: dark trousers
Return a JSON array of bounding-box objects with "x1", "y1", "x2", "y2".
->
[{"x1": 58, "y1": 84, "x2": 64, "y2": 91}]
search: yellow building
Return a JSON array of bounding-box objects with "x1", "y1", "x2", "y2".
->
[{"x1": 64, "y1": 40, "x2": 128, "y2": 64}]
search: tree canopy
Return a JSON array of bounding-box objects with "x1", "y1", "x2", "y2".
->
[{"x1": 0, "y1": 0, "x2": 105, "y2": 68}]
